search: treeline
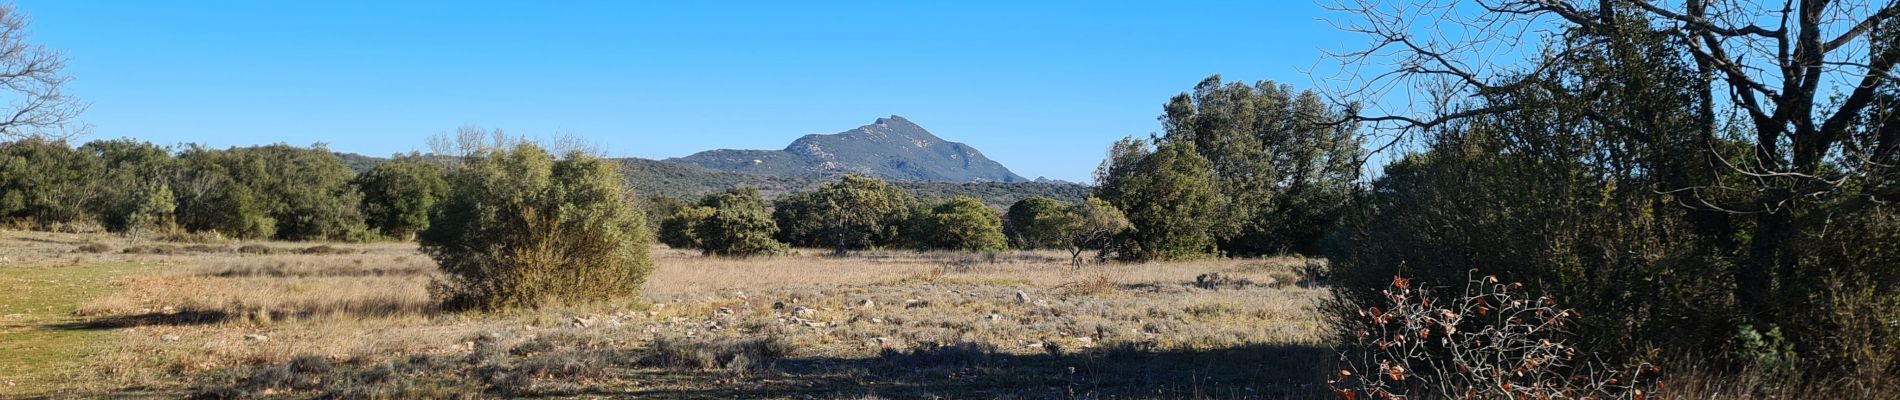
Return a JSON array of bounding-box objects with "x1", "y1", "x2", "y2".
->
[
  {"x1": 652, "y1": 175, "x2": 1127, "y2": 264},
  {"x1": 0, "y1": 138, "x2": 448, "y2": 242}
]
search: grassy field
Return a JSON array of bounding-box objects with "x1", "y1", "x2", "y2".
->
[{"x1": 0, "y1": 230, "x2": 1336, "y2": 399}]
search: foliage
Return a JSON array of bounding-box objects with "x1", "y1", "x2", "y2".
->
[
  {"x1": 0, "y1": 139, "x2": 100, "y2": 227},
  {"x1": 1325, "y1": 6, "x2": 1900, "y2": 386},
  {"x1": 419, "y1": 142, "x2": 652, "y2": 311},
  {"x1": 691, "y1": 187, "x2": 786, "y2": 257},
  {"x1": 774, "y1": 175, "x2": 914, "y2": 254},
  {"x1": 656, "y1": 207, "x2": 711, "y2": 250},
  {"x1": 1158, "y1": 76, "x2": 1363, "y2": 255},
  {"x1": 1330, "y1": 273, "x2": 1658, "y2": 399},
  {"x1": 78, "y1": 139, "x2": 176, "y2": 233},
  {"x1": 906, "y1": 195, "x2": 1007, "y2": 252},
  {"x1": 354, "y1": 155, "x2": 449, "y2": 240},
  {"x1": 1094, "y1": 138, "x2": 1219, "y2": 261},
  {"x1": 1054, "y1": 197, "x2": 1131, "y2": 266},
  {"x1": 1002, "y1": 196, "x2": 1067, "y2": 250},
  {"x1": 171, "y1": 144, "x2": 369, "y2": 241}
]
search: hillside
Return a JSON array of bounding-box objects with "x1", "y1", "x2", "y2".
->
[{"x1": 665, "y1": 116, "x2": 1028, "y2": 183}]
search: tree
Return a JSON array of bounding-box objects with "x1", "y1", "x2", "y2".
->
[
  {"x1": 656, "y1": 206, "x2": 713, "y2": 250},
  {"x1": 355, "y1": 155, "x2": 449, "y2": 240},
  {"x1": 1055, "y1": 197, "x2": 1130, "y2": 267},
  {"x1": 172, "y1": 146, "x2": 274, "y2": 239},
  {"x1": 908, "y1": 195, "x2": 1007, "y2": 252},
  {"x1": 419, "y1": 142, "x2": 651, "y2": 311},
  {"x1": 0, "y1": 138, "x2": 99, "y2": 228},
  {"x1": 0, "y1": 4, "x2": 86, "y2": 140},
  {"x1": 1003, "y1": 196, "x2": 1067, "y2": 250},
  {"x1": 795, "y1": 175, "x2": 915, "y2": 255},
  {"x1": 1159, "y1": 76, "x2": 1364, "y2": 255},
  {"x1": 169, "y1": 144, "x2": 369, "y2": 241},
  {"x1": 121, "y1": 181, "x2": 175, "y2": 238},
  {"x1": 692, "y1": 187, "x2": 786, "y2": 257},
  {"x1": 1095, "y1": 138, "x2": 1220, "y2": 261},
  {"x1": 1326, "y1": 0, "x2": 1900, "y2": 383},
  {"x1": 78, "y1": 139, "x2": 175, "y2": 233}
]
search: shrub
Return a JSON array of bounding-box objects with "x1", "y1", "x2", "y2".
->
[
  {"x1": 237, "y1": 244, "x2": 280, "y2": 255},
  {"x1": 1003, "y1": 196, "x2": 1067, "y2": 250},
  {"x1": 692, "y1": 187, "x2": 786, "y2": 257},
  {"x1": 73, "y1": 243, "x2": 112, "y2": 253},
  {"x1": 355, "y1": 155, "x2": 449, "y2": 240},
  {"x1": 419, "y1": 142, "x2": 651, "y2": 311},
  {"x1": 1329, "y1": 272, "x2": 1658, "y2": 399},
  {"x1": 656, "y1": 206, "x2": 712, "y2": 250},
  {"x1": 906, "y1": 196, "x2": 1007, "y2": 252}
]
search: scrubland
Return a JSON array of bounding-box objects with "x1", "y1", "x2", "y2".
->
[{"x1": 1, "y1": 230, "x2": 1334, "y2": 399}]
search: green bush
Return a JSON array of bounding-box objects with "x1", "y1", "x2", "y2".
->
[
  {"x1": 907, "y1": 196, "x2": 1007, "y2": 252},
  {"x1": 354, "y1": 155, "x2": 448, "y2": 240},
  {"x1": 419, "y1": 142, "x2": 652, "y2": 311},
  {"x1": 1003, "y1": 196, "x2": 1067, "y2": 250},
  {"x1": 656, "y1": 206, "x2": 713, "y2": 250},
  {"x1": 773, "y1": 175, "x2": 914, "y2": 255},
  {"x1": 1094, "y1": 138, "x2": 1220, "y2": 261},
  {"x1": 692, "y1": 187, "x2": 785, "y2": 257}
]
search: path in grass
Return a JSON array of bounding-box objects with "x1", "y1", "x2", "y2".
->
[{"x1": 0, "y1": 261, "x2": 146, "y2": 396}]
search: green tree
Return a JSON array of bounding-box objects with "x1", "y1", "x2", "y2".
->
[
  {"x1": 1054, "y1": 197, "x2": 1131, "y2": 266},
  {"x1": 908, "y1": 195, "x2": 1007, "y2": 252},
  {"x1": 692, "y1": 187, "x2": 786, "y2": 256},
  {"x1": 78, "y1": 139, "x2": 176, "y2": 233},
  {"x1": 793, "y1": 175, "x2": 915, "y2": 255},
  {"x1": 122, "y1": 181, "x2": 176, "y2": 238},
  {"x1": 656, "y1": 206, "x2": 713, "y2": 250},
  {"x1": 169, "y1": 144, "x2": 368, "y2": 241},
  {"x1": 172, "y1": 146, "x2": 274, "y2": 239},
  {"x1": 419, "y1": 142, "x2": 651, "y2": 311},
  {"x1": 355, "y1": 155, "x2": 449, "y2": 240},
  {"x1": 0, "y1": 139, "x2": 101, "y2": 228},
  {"x1": 1158, "y1": 76, "x2": 1364, "y2": 255},
  {"x1": 1003, "y1": 196, "x2": 1067, "y2": 250},
  {"x1": 1095, "y1": 138, "x2": 1220, "y2": 261}
]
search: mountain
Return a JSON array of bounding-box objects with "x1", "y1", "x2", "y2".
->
[{"x1": 664, "y1": 115, "x2": 1029, "y2": 183}]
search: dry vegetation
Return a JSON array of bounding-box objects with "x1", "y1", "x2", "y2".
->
[
  {"x1": 2, "y1": 230, "x2": 1334, "y2": 399},
  {"x1": 0, "y1": 230, "x2": 1819, "y2": 399}
]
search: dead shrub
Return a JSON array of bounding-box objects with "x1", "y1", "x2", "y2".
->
[
  {"x1": 296, "y1": 245, "x2": 355, "y2": 255},
  {"x1": 646, "y1": 332, "x2": 793, "y2": 373},
  {"x1": 1330, "y1": 271, "x2": 1658, "y2": 399},
  {"x1": 237, "y1": 244, "x2": 281, "y2": 255},
  {"x1": 73, "y1": 243, "x2": 112, "y2": 253},
  {"x1": 121, "y1": 244, "x2": 181, "y2": 255}
]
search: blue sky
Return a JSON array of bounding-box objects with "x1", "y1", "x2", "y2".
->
[{"x1": 20, "y1": 1, "x2": 1358, "y2": 182}]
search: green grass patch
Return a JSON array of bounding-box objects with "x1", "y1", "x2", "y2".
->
[{"x1": 0, "y1": 261, "x2": 147, "y2": 395}]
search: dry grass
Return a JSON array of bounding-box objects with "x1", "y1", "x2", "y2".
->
[{"x1": 5, "y1": 230, "x2": 1852, "y2": 399}]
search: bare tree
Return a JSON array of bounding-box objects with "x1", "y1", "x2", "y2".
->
[{"x1": 0, "y1": 2, "x2": 85, "y2": 140}]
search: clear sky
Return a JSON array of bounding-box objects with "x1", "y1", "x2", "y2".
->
[{"x1": 19, "y1": 1, "x2": 1357, "y2": 182}]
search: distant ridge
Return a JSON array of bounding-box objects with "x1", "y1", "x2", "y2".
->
[{"x1": 664, "y1": 115, "x2": 1028, "y2": 183}]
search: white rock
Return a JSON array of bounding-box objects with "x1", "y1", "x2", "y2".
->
[
  {"x1": 244, "y1": 334, "x2": 268, "y2": 342},
  {"x1": 1015, "y1": 290, "x2": 1030, "y2": 303},
  {"x1": 160, "y1": 334, "x2": 181, "y2": 342}
]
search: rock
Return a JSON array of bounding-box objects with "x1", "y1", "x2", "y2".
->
[
  {"x1": 1015, "y1": 290, "x2": 1031, "y2": 303},
  {"x1": 904, "y1": 298, "x2": 927, "y2": 308},
  {"x1": 244, "y1": 334, "x2": 269, "y2": 342},
  {"x1": 987, "y1": 313, "x2": 1003, "y2": 322},
  {"x1": 715, "y1": 307, "x2": 733, "y2": 315},
  {"x1": 160, "y1": 334, "x2": 181, "y2": 342},
  {"x1": 870, "y1": 318, "x2": 883, "y2": 324},
  {"x1": 857, "y1": 299, "x2": 876, "y2": 309},
  {"x1": 792, "y1": 306, "x2": 815, "y2": 318},
  {"x1": 159, "y1": 305, "x2": 178, "y2": 315},
  {"x1": 1077, "y1": 336, "x2": 1096, "y2": 348},
  {"x1": 772, "y1": 302, "x2": 786, "y2": 311},
  {"x1": 569, "y1": 316, "x2": 594, "y2": 328}
]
